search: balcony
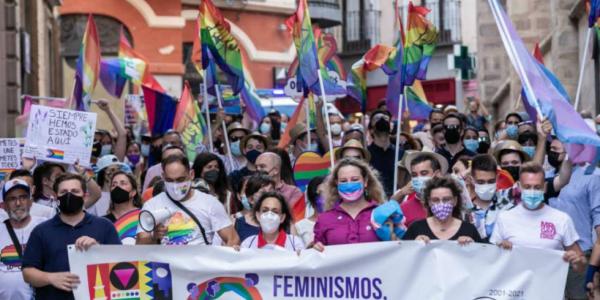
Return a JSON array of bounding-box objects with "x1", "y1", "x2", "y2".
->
[
  {"x1": 308, "y1": 0, "x2": 342, "y2": 28},
  {"x1": 423, "y1": 0, "x2": 461, "y2": 46},
  {"x1": 340, "y1": 9, "x2": 381, "y2": 56}
]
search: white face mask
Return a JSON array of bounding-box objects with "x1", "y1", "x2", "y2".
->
[
  {"x1": 474, "y1": 183, "x2": 496, "y2": 201},
  {"x1": 165, "y1": 181, "x2": 192, "y2": 201},
  {"x1": 259, "y1": 211, "x2": 281, "y2": 234},
  {"x1": 331, "y1": 123, "x2": 342, "y2": 136}
]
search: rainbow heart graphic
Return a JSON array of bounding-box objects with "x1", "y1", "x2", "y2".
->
[{"x1": 293, "y1": 151, "x2": 331, "y2": 193}]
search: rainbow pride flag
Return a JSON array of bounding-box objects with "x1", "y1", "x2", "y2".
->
[
  {"x1": 46, "y1": 149, "x2": 65, "y2": 160},
  {"x1": 114, "y1": 209, "x2": 140, "y2": 242},
  {"x1": 174, "y1": 81, "x2": 207, "y2": 161},
  {"x1": 285, "y1": 0, "x2": 345, "y2": 97},
  {"x1": 277, "y1": 95, "x2": 315, "y2": 148},
  {"x1": 403, "y1": 2, "x2": 438, "y2": 86},
  {"x1": 72, "y1": 15, "x2": 101, "y2": 111},
  {"x1": 200, "y1": 0, "x2": 244, "y2": 94},
  {"x1": 347, "y1": 45, "x2": 397, "y2": 112},
  {"x1": 405, "y1": 80, "x2": 433, "y2": 121},
  {"x1": 587, "y1": 0, "x2": 600, "y2": 27},
  {"x1": 118, "y1": 28, "x2": 165, "y2": 93}
]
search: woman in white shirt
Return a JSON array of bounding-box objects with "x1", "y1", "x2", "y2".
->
[
  {"x1": 490, "y1": 162, "x2": 586, "y2": 272},
  {"x1": 241, "y1": 192, "x2": 304, "y2": 251}
]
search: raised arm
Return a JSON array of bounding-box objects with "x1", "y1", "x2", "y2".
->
[{"x1": 95, "y1": 99, "x2": 127, "y2": 161}]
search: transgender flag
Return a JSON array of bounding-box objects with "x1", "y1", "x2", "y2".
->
[{"x1": 490, "y1": 0, "x2": 600, "y2": 165}]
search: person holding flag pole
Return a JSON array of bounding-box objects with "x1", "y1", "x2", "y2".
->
[
  {"x1": 213, "y1": 79, "x2": 234, "y2": 164},
  {"x1": 574, "y1": 0, "x2": 600, "y2": 110}
]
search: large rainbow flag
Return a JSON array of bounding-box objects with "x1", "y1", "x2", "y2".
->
[
  {"x1": 347, "y1": 45, "x2": 397, "y2": 112},
  {"x1": 285, "y1": 0, "x2": 345, "y2": 97},
  {"x1": 118, "y1": 28, "x2": 165, "y2": 93},
  {"x1": 403, "y1": 2, "x2": 438, "y2": 87},
  {"x1": 199, "y1": 0, "x2": 244, "y2": 94},
  {"x1": 277, "y1": 94, "x2": 316, "y2": 148},
  {"x1": 173, "y1": 81, "x2": 207, "y2": 161},
  {"x1": 72, "y1": 15, "x2": 101, "y2": 111}
]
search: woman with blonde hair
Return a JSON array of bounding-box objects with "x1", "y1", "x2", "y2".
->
[{"x1": 312, "y1": 158, "x2": 386, "y2": 250}]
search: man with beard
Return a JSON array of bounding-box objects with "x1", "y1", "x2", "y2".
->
[
  {"x1": 22, "y1": 174, "x2": 121, "y2": 300},
  {"x1": 0, "y1": 179, "x2": 46, "y2": 299}
]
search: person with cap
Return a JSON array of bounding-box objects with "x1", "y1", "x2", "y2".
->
[
  {"x1": 0, "y1": 170, "x2": 55, "y2": 221},
  {"x1": 289, "y1": 123, "x2": 320, "y2": 165},
  {"x1": 335, "y1": 139, "x2": 371, "y2": 162},
  {"x1": 142, "y1": 144, "x2": 186, "y2": 192},
  {"x1": 435, "y1": 113, "x2": 477, "y2": 168},
  {"x1": 255, "y1": 152, "x2": 303, "y2": 208},
  {"x1": 342, "y1": 123, "x2": 366, "y2": 145},
  {"x1": 396, "y1": 151, "x2": 448, "y2": 228},
  {"x1": 491, "y1": 162, "x2": 586, "y2": 285},
  {"x1": 443, "y1": 105, "x2": 458, "y2": 115},
  {"x1": 22, "y1": 173, "x2": 121, "y2": 300},
  {"x1": 136, "y1": 154, "x2": 239, "y2": 246},
  {"x1": 87, "y1": 154, "x2": 132, "y2": 217},
  {"x1": 367, "y1": 110, "x2": 398, "y2": 197},
  {"x1": 0, "y1": 179, "x2": 47, "y2": 299},
  {"x1": 223, "y1": 122, "x2": 251, "y2": 173},
  {"x1": 315, "y1": 100, "x2": 344, "y2": 150},
  {"x1": 493, "y1": 140, "x2": 530, "y2": 183},
  {"x1": 228, "y1": 133, "x2": 269, "y2": 193}
]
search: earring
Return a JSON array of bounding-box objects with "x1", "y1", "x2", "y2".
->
[{"x1": 364, "y1": 189, "x2": 369, "y2": 198}]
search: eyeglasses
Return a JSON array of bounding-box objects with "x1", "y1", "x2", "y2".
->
[
  {"x1": 229, "y1": 135, "x2": 244, "y2": 142},
  {"x1": 5, "y1": 194, "x2": 30, "y2": 203}
]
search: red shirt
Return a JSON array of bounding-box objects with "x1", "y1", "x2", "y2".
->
[{"x1": 400, "y1": 192, "x2": 427, "y2": 228}]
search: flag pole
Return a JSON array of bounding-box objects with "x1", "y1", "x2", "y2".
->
[
  {"x1": 214, "y1": 82, "x2": 234, "y2": 164},
  {"x1": 202, "y1": 75, "x2": 214, "y2": 152},
  {"x1": 317, "y1": 71, "x2": 335, "y2": 169},
  {"x1": 305, "y1": 96, "x2": 311, "y2": 147},
  {"x1": 574, "y1": 28, "x2": 592, "y2": 111},
  {"x1": 489, "y1": 0, "x2": 543, "y2": 119},
  {"x1": 393, "y1": 92, "x2": 404, "y2": 193}
]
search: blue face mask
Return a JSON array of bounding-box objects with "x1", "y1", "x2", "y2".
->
[
  {"x1": 337, "y1": 181, "x2": 364, "y2": 201},
  {"x1": 521, "y1": 189, "x2": 544, "y2": 210},
  {"x1": 522, "y1": 146, "x2": 536, "y2": 159},
  {"x1": 506, "y1": 125, "x2": 518, "y2": 139},
  {"x1": 411, "y1": 176, "x2": 431, "y2": 196},
  {"x1": 241, "y1": 195, "x2": 251, "y2": 210},
  {"x1": 231, "y1": 140, "x2": 242, "y2": 156},
  {"x1": 141, "y1": 144, "x2": 151, "y2": 157},
  {"x1": 259, "y1": 123, "x2": 271, "y2": 134},
  {"x1": 463, "y1": 139, "x2": 479, "y2": 152},
  {"x1": 308, "y1": 143, "x2": 319, "y2": 152}
]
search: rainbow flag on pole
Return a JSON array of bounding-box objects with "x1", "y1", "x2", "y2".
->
[
  {"x1": 200, "y1": 0, "x2": 244, "y2": 94},
  {"x1": 174, "y1": 81, "x2": 206, "y2": 161},
  {"x1": 72, "y1": 15, "x2": 101, "y2": 111},
  {"x1": 403, "y1": 2, "x2": 438, "y2": 86},
  {"x1": 118, "y1": 28, "x2": 165, "y2": 93},
  {"x1": 405, "y1": 80, "x2": 432, "y2": 121}
]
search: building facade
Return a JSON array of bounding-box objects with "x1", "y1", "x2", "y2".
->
[
  {"x1": 0, "y1": 0, "x2": 62, "y2": 137},
  {"x1": 476, "y1": 0, "x2": 595, "y2": 121}
]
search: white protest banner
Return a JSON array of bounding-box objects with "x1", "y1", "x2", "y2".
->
[
  {"x1": 25, "y1": 105, "x2": 97, "y2": 166},
  {"x1": 0, "y1": 138, "x2": 23, "y2": 170},
  {"x1": 69, "y1": 241, "x2": 568, "y2": 300}
]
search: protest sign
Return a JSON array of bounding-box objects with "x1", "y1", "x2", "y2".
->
[
  {"x1": 0, "y1": 138, "x2": 25, "y2": 180},
  {"x1": 69, "y1": 241, "x2": 568, "y2": 300},
  {"x1": 25, "y1": 105, "x2": 97, "y2": 166}
]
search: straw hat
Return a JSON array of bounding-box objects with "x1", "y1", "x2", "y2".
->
[
  {"x1": 493, "y1": 140, "x2": 530, "y2": 162},
  {"x1": 403, "y1": 150, "x2": 449, "y2": 174},
  {"x1": 335, "y1": 139, "x2": 370, "y2": 162},
  {"x1": 227, "y1": 122, "x2": 250, "y2": 136},
  {"x1": 289, "y1": 123, "x2": 315, "y2": 144}
]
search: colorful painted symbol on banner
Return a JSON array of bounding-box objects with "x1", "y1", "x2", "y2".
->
[
  {"x1": 293, "y1": 151, "x2": 331, "y2": 192},
  {"x1": 87, "y1": 261, "x2": 173, "y2": 300},
  {"x1": 186, "y1": 273, "x2": 262, "y2": 300},
  {"x1": 46, "y1": 149, "x2": 65, "y2": 160}
]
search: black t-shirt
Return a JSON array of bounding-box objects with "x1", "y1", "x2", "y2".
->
[
  {"x1": 368, "y1": 143, "x2": 402, "y2": 196},
  {"x1": 103, "y1": 213, "x2": 117, "y2": 223},
  {"x1": 402, "y1": 219, "x2": 483, "y2": 243}
]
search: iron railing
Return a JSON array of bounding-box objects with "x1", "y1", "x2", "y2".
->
[{"x1": 341, "y1": 9, "x2": 381, "y2": 55}]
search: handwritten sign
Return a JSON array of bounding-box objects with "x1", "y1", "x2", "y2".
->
[
  {"x1": 25, "y1": 105, "x2": 97, "y2": 166},
  {"x1": 0, "y1": 138, "x2": 22, "y2": 169}
]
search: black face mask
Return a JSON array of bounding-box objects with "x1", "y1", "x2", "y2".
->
[
  {"x1": 548, "y1": 151, "x2": 562, "y2": 169},
  {"x1": 502, "y1": 166, "x2": 520, "y2": 182},
  {"x1": 478, "y1": 137, "x2": 491, "y2": 154},
  {"x1": 245, "y1": 150, "x2": 262, "y2": 164},
  {"x1": 375, "y1": 118, "x2": 391, "y2": 133},
  {"x1": 58, "y1": 192, "x2": 84, "y2": 215},
  {"x1": 444, "y1": 125, "x2": 461, "y2": 144},
  {"x1": 110, "y1": 186, "x2": 131, "y2": 204},
  {"x1": 203, "y1": 170, "x2": 220, "y2": 184}
]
